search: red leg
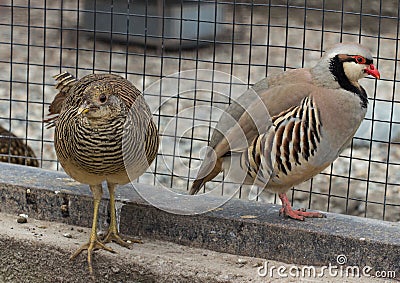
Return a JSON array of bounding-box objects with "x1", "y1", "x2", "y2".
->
[{"x1": 278, "y1": 193, "x2": 325, "y2": 221}]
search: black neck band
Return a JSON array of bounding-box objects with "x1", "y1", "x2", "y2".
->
[{"x1": 329, "y1": 55, "x2": 368, "y2": 108}]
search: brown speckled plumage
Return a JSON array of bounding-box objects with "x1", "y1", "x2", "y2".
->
[
  {"x1": 47, "y1": 71, "x2": 159, "y2": 275},
  {"x1": 0, "y1": 125, "x2": 38, "y2": 167}
]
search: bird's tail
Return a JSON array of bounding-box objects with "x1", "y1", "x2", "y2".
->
[
  {"x1": 189, "y1": 148, "x2": 223, "y2": 195},
  {"x1": 53, "y1": 71, "x2": 78, "y2": 94},
  {"x1": 44, "y1": 72, "x2": 77, "y2": 128}
]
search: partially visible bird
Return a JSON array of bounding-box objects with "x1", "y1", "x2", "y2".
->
[
  {"x1": 0, "y1": 125, "x2": 39, "y2": 167},
  {"x1": 190, "y1": 43, "x2": 380, "y2": 220},
  {"x1": 46, "y1": 72, "x2": 159, "y2": 274}
]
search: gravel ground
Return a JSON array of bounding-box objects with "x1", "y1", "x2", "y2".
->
[{"x1": 0, "y1": 0, "x2": 399, "y2": 221}]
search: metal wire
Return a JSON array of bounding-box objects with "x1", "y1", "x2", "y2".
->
[{"x1": 0, "y1": 0, "x2": 399, "y2": 221}]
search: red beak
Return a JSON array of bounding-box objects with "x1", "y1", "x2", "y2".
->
[{"x1": 364, "y1": 64, "x2": 380, "y2": 79}]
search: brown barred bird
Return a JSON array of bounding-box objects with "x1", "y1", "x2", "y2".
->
[
  {"x1": 190, "y1": 43, "x2": 380, "y2": 220},
  {"x1": 0, "y1": 125, "x2": 38, "y2": 167},
  {"x1": 46, "y1": 72, "x2": 159, "y2": 274}
]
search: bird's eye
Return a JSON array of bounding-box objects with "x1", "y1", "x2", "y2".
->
[
  {"x1": 99, "y1": 94, "x2": 107, "y2": 103},
  {"x1": 353, "y1": 55, "x2": 367, "y2": 64}
]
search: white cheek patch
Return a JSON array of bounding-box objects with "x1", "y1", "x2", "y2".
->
[{"x1": 343, "y1": 62, "x2": 365, "y2": 82}]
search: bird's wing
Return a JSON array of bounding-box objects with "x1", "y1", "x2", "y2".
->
[
  {"x1": 44, "y1": 72, "x2": 77, "y2": 128},
  {"x1": 209, "y1": 68, "x2": 313, "y2": 148},
  {"x1": 208, "y1": 79, "x2": 266, "y2": 149},
  {"x1": 190, "y1": 77, "x2": 316, "y2": 195}
]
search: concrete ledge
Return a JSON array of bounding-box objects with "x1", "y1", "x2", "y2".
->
[
  {"x1": 0, "y1": 162, "x2": 399, "y2": 279},
  {"x1": 1, "y1": 212, "x2": 275, "y2": 282},
  {"x1": 3, "y1": 213, "x2": 394, "y2": 283}
]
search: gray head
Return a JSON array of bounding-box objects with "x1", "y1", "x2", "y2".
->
[{"x1": 312, "y1": 42, "x2": 380, "y2": 89}]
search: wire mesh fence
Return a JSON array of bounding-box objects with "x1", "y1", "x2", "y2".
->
[{"x1": 0, "y1": 0, "x2": 399, "y2": 221}]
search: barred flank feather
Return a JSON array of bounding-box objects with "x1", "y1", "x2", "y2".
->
[
  {"x1": 272, "y1": 96, "x2": 322, "y2": 179},
  {"x1": 238, "y1": 96, "x2": 322, "y2": 184}
]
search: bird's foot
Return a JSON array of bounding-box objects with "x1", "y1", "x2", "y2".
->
[
  {"x1": 279, "y1": 206, "x2": 325, "y2": 221},
  {"x1": 70, "y1": 238, "x2": 115, "y2": 275},
  {"x1": 102, "y1": 230, "x2": 142, "y2": 249},
  {"x1": 278, "y1": 193, "x2": 325, "y2": 221}
]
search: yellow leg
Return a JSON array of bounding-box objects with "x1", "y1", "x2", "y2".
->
[
  {"x1": 102, "y1": 182, "x2": 142, "y2": 247},
  {"x1": 70, "y1": 184, "x2": 115, "y2": 275}
]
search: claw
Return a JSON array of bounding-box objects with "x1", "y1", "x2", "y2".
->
[
  {"x1": 104, "y1": 182, "x2": 143, "y2": 249},
  {"x1": 278, "y1": 193, "x2": 325, "y2": 221},
  {"x1": 102, "y1": 230, "x2": 142, "y2": 248},
  {"x1": 70, "y1": 238, "x2": 115, "y2": 275},
  {"x1": 70, "y1": 184, "x2": 115, "y2": 275}
]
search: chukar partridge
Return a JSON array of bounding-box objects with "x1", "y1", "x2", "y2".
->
[
  {"x1": 46, "y1": 72, "x2": 159, "y2": 274},
  {"x1": 190, "y1": 43, "x2": 380, "y2": 220},
  {"x1": 0, "y1": 125, "x2": 38, "y2": 167}
]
